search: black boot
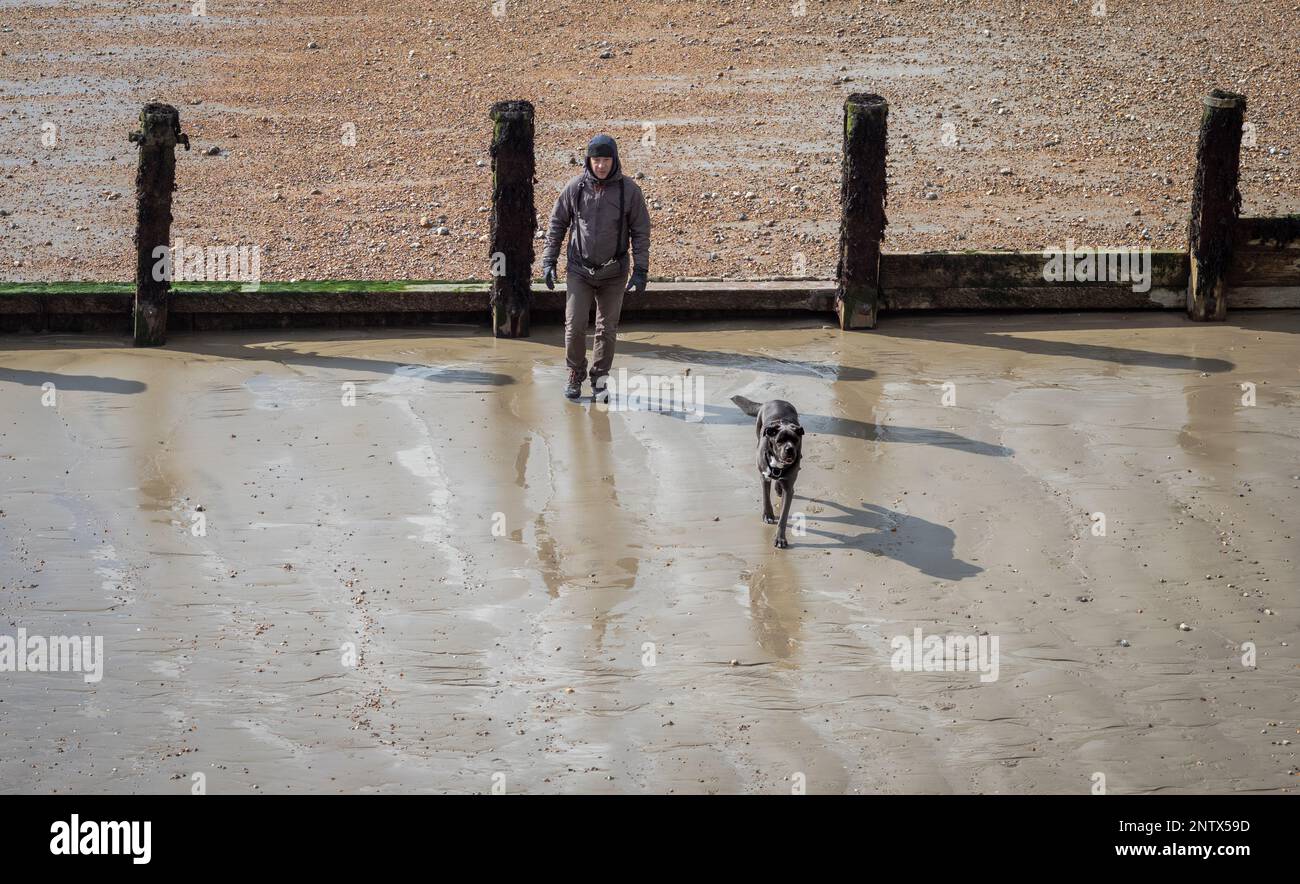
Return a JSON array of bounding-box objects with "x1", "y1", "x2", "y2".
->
[
  {"x1": 591, "y1": 373, "x2": 610, "y2": 404},
  {"x1": 564, "y1": 368, "x2": 584, "y2": 401}
]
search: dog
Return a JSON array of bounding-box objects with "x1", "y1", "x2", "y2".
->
[{"x1": 731, "y1": 395, "x2": 804, "y2": 549}]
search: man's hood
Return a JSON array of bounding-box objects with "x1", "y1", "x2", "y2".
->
[{"x1": 583, "y1": 133, "x2": 623, "y2": 185}]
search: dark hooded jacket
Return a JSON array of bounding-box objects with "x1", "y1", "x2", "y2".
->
[{"x1": 541, "y1": 134, "x2": 651, "y2": 283}]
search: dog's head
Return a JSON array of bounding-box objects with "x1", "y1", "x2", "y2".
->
[{"x1": 763, "y1": 420, "x2": 804, "y2": 468}]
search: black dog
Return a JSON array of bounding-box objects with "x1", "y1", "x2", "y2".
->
[{"x1": 732, "y1": 395, "x2": 804, "y2": 549}]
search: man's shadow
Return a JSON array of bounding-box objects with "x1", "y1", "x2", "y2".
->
[
  {"x1": 638, "y1": 401, "x2": 1012, "y2": 456},
  {"x1": 793, "y1": 497, "x2": 983, "y2": 581},
  {"x1": 615, "y1": 339, "x2": 876, "y2": 381},
  {"x1": 530, "y1": 323, "x2": 875, "y2": 381},
  {"x1": 0, "y1": 367, "x2": 146, "y2": 394}
]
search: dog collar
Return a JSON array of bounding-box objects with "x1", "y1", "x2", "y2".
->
[{"x1": 763, "y1": 457, "x2": 798, "y2": 481}]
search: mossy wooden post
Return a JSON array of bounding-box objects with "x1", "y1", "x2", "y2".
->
[
  {"x1": 1187, "y1": 90, "x2": 1246, "y2": 322},
  {"x1": 489, "y1": 100, "x2": 536, "y2": 338},
  {"x1": 127, "y1": 102, "x2": 188, "y2": 346},
  {"x1": 836, "y1": 93, "x2": 888, "y2": 330}
]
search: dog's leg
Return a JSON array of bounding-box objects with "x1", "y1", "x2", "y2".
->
[
  {"x1": 762, "y1": 477, "x2": 777, "y2": 524},
  {"x1": 774, "y1": 480, "x2": 794, "y2": 548}
]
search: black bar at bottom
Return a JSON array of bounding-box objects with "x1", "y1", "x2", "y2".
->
[{"x1": 2, "y1": 794, "x2": 1287, "y2": 868}]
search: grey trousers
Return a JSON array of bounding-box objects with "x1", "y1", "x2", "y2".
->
[{"x1": 564, "y1": 269, "x2": 627, "y2": 382}]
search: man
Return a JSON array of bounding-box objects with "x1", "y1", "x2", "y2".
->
[{"x1": 541, "y1": 134, "x2": 651, "y2": 402}]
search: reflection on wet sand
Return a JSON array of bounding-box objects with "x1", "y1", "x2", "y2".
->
[
  {"x1": 1178, "y1": 371, "x2": 1238, "y2": 465},
  {"x1": 746, "y1": 551, "x2": 803, "y2": 664}
]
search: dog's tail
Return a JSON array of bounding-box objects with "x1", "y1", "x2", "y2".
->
[{"x1": 730, "y1": 395, "x2": 761, "y2": 417}]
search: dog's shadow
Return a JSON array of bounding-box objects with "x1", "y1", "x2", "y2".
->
[{"x1": 791, "y1": 497, "x2": 982, "y2": 581}]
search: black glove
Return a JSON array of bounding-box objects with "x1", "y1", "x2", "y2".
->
[
  {"x1": 543, "y1": 263, "x2": 557, "y2": 290},
  {"x1": 626, "y1": 266, "x2": 647, "y2": 295}
]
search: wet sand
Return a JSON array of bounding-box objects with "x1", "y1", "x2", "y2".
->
[{"x1": 0, "y1": 312, "x2": 1297, "y2": 793}]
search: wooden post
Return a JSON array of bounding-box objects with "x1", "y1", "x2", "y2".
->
[
  {"x1": 836, "y1": 92, "x2": 888, "y2": 330},
  {"x1": 488, "y1": 100, "x2": 536, "y2": 338},
  {"x1": 1187, "y1": 89, "x2": 1246, "y2": 322},
  {"x1": 128, "y1": 102, "x2": 188, "y2": 346}
]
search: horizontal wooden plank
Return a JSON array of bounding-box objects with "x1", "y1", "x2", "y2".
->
[
  {"x1": 1227, "y1": 286, "x2": 1300, "y2": 308},
  {"x1": 2, "y1": 225, "x2": 1297, "y2": 331},
  {"x1": 1228, "y1": 217, "x2": 1300, "y2": 288},
  {"x1": 46, "y1": 293, "x2": 134, "y2": 314},
  {"x1": 882, "y1": 250, "x2": 1187, "y2": 289},
  {"x1": 0, "y1": 294, "x2": 44, "y2": 315},
  {"x1": 1236, "y1": 215, "x2": 1300, "y2": 248},
  {"x1": 172, "y1": 290, "x2": 486, "y2": 313},
  {"x1": 886, "y1": 286, "x2": 1184, "y2": 310},
  {"x1": 1225, "y1": 248, "x2": 1300, "y2": 286}
]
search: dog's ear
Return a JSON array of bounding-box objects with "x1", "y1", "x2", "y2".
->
[{"x1": 794, "y1": 425, "x2": 804, "y2": 437}]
